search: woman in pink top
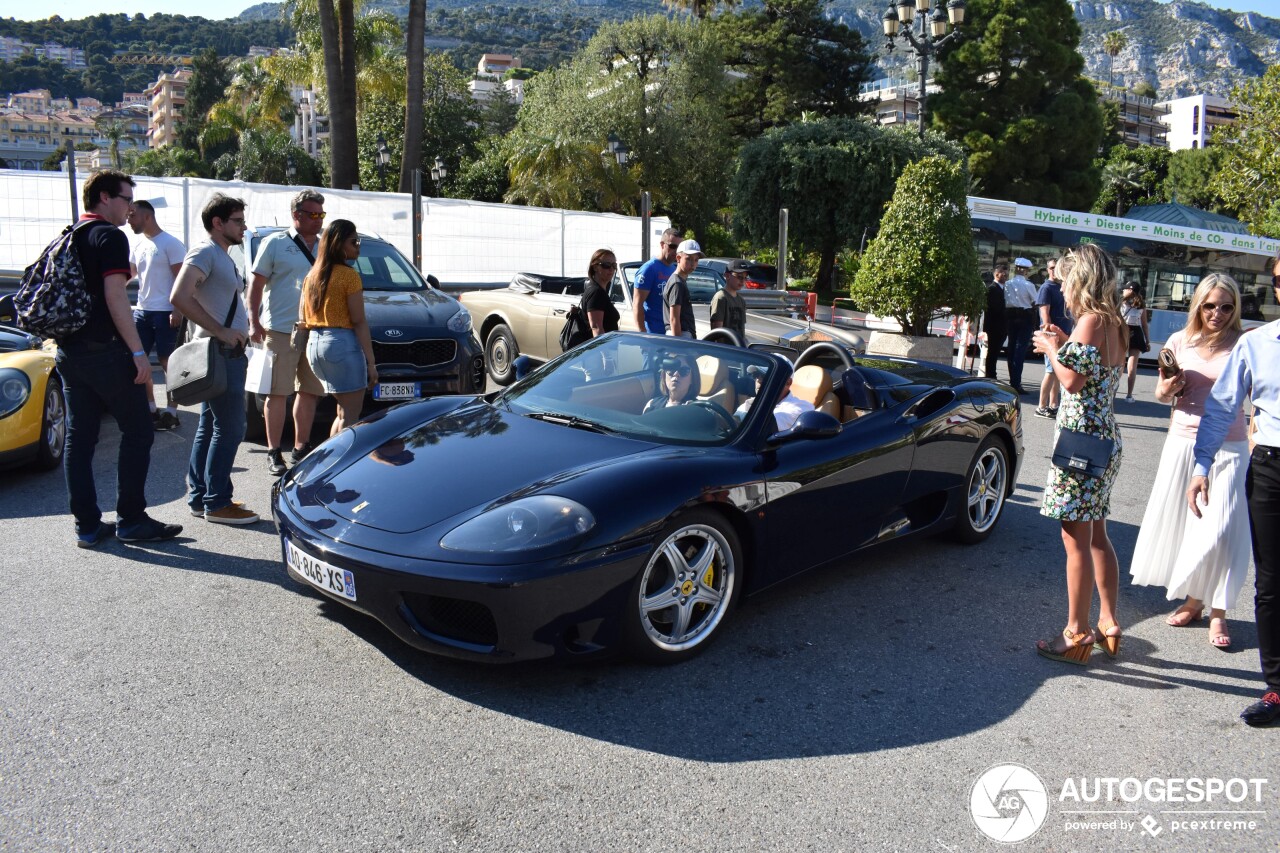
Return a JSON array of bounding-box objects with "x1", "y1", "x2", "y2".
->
[{"x1": 1130, "y1": 274, "x2": 1248, "y2": 648}]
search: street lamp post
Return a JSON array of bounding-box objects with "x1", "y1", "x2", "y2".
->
[
  {"x1": 429, "y1": 156, "x2": 448, "y2": 195},
  {"x1": 375, "y1": 133, "x2": 390, "y2": 192},
  {"x1": 882, "y1": 0, "x2": 966, "y2": 136},
  {"x1": 600, "y1": 132, "x2": 630, "y2": 168}
]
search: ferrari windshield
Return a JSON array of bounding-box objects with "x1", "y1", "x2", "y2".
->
[{"x1": 498, "y1": 334, "x2": 782, "y2": 445}]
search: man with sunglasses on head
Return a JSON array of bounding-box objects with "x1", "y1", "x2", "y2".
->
[
  {"x1": 633, "y1": 227, "x2": 680, "y2": 334},
  {"x1": 247, "y1": 190, "x2": 326, "y2": 476},
  {"x1": 1188, "y1": 255, "x2": 1280, "y2": 728},
  {"x1": 56, "y1": 170, "x2": 182, "y2": 547}
]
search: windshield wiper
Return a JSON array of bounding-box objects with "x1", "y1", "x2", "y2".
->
[{"x1": 525, "y1": 411, "x2": 617, "y2": 434}]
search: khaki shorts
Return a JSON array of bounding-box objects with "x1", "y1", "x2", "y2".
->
[{"x1": 265, "y1": 329, "x2": 324, "y2": 396}]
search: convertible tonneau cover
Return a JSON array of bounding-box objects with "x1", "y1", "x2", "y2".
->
[{"x1": 509, "y1": 272, "x2": 584, "y2": 296}]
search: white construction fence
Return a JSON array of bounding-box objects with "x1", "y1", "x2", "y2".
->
[{"x1": 0, "y1": 169, "x2": 670, "y2": 288}]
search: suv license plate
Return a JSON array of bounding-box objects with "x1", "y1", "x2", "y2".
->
[{"x1": 374, "y1": 382, "x2": 419, "y2": 401}]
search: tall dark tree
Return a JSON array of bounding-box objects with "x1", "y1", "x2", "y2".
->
[
  {"x1": 930, "y1": 0, "x2": 1104, "y2": 210},
  {"x1": 1164, "y1": 147, "x2": 1228, "y2": 215},
  {"x1": 180, "y1": 48, "x2": 233, "y2": 156},
  {"x1": 710, "y1": 0, "x2": 874, "y2": 140},
  {"x1": 400, "y1": 0, "x2": 425, "y2": 193},
  {"x1": 317, "y1": 0, "x2": 359, "y2": 190}
]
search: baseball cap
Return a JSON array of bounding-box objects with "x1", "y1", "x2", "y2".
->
[
  {"x1": 1014, "y1": 257, "x2": 1032, "y2": 268},
  {"x1": 726, "y1": 259, "x2": 751, "y2": 274},
  {"x1": 676, "y1": 239, "x2": 703, "y2": 256}
]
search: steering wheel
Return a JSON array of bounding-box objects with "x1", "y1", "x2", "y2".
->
[
  {"x1": 688, "y1": 399, "x2": 737, "y2": 430},
  {"x1": 793, "y1": 341, "x2": 855, "y2": 372}
]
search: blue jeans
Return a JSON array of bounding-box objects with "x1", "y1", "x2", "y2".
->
[
  {"x1": 187, "y1": 351, "x2": 247, "y2": 512},
  {"x1": 56, "y1": 341, "x2": 155, "y2": 532}
]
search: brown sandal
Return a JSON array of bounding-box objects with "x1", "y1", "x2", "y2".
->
[
  {"x1": 1094, "y1": 620, "x2": 1122, "y2": 658},
  {"x1": 1037, "y1": 629, "x2": 1095, "y2": 666}
]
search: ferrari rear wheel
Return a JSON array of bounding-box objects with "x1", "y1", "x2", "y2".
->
[
  {"x1": 485, "y1": 324, "x2": 519, "y2": 386},
  {"x1": 34, "y1": 378, "x2": 66, "y2": 470},
  {"x1": 623, "y1": 509, "x2": 741, "y2": 663},
  {"x1": 954, "y1": 435, "x2": 1008, "y2": 544}
]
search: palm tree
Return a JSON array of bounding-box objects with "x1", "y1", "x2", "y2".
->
[
  {"x1": 1103, "y1": 159, "x2": 1145, "y2": 216},
  {"x1": 316, "y1": 0, "x2": 359, "y2": 189},
  {"x1": 1102, "y1": 31, "x2": 1128, "y2": 88},
  {"x1": 401, "y1": 0, "x2": 425, "y2": 193},
  {"x1": 94, "y1": 117, "x2": 127, "y2": 169}
]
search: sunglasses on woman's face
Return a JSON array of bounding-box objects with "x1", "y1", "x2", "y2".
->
[
  {"x1": 1201, "y1": 302, "x2": 1234, "y2": 314},
  {"x1": 595, "y1": 262, "x2": 616, "y2": 270},
  {"x1": 663, "y1": 365, "x2": 692, "y2": 377}
]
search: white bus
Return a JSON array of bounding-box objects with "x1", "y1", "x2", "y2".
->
[{"x1": 967, "y1": 196, "x2": 1280, "y2": 355}]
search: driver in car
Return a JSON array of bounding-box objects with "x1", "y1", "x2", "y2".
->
[
  {"x1": 643, "y1": 354, "x2": 700, "y2": 413},
  {"x1": 735, "y1": 365, "x2": 814, "y2": 430}
]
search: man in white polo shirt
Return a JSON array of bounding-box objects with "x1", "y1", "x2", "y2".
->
[{"x1": 247, "y1": 190, "x2": 326, "y2": 476}]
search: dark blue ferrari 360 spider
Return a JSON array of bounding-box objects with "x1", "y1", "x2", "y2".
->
[{"x1": 273, "y1": 332, "x2": 1023, "y2": 663}]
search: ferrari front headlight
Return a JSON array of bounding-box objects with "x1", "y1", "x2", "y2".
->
[{"x1": 440, "y1": 495, "x2": 594, "y2": 553}]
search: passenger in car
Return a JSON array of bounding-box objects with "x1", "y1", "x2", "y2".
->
[
  {"x1": 642, "y1": 354, "x2": 699, "y2": 413},
  {"x1": 734, "y1": 365, "x2": 814, "y2": 430}
]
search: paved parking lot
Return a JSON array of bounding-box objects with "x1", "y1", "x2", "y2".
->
[{"x1": 1, "y1": 362, "x2": 1274, "y2": 851}]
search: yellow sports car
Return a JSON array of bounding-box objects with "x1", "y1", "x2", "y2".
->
[{"x1": 0, "y1": 324, "x2": 65, "y2": 471}]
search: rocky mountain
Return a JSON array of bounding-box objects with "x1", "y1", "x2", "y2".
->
[{"x1": 236, "y1": 0, "x2": 1278, "y2": 99}]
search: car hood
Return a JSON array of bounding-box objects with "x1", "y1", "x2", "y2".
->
[
  {"x1": 363, "y1": 289, "x2": 463, "y2": 336},
  {"x1": 314, "y1": 402, "x2": 653, "y2": 534}
]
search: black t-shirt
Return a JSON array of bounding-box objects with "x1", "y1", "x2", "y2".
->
[
  {"x1": 64, "y1": 215, "x2": 131, "y2": 345},
  {"x1": 581, "y1": 278, "x2": 619, "y2": 332}
]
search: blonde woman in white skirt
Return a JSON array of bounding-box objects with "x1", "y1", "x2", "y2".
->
[{"x1": 1130, "y1": 274, "x2": 1248, "y2": 648}]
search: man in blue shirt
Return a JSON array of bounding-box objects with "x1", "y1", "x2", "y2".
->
[
  {"x1": 632, "y1": 227, "x2": 679, "y2": 334},
  {"x1": 1188, "y1": 259, "x2": 1280, "y2": 727},
  {"x1": 1034, "y1": 257, "x2": 1072, "y2": 418}
]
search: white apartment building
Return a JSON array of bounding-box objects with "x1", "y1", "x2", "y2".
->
[{"x1": 1156, "y1": 94, "x2": 1237, "y2": 151}]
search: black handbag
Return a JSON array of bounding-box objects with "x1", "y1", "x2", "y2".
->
[
  {"x1": 1051, "y1": 323, "x2": 1117, "y2": 479},
  {"x1": 167, "y1": 296, "x2": 241, "y2": 406},
  {"x1": 558, "y1": 304, "x2": 592, "y2": 352}
]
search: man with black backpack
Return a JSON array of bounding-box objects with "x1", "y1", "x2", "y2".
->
[{"x1": 48, "y1": 170, "x2": 182, "y2": 547}]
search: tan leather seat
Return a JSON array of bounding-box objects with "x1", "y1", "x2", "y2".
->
[
  {"x1": 791, "y1": 365, "x2": 840, "y2": 419},
  {"x1": 696, "y1": 355, "x2": 736, "y2": 412}
]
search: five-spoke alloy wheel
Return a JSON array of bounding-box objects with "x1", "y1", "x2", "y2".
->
[
  {"x1": 624, "y1": 509, "x2": 741, "y2": 663},
  {"x1": 954, "y1": 436, "x2": 1008, "y2": 543}
]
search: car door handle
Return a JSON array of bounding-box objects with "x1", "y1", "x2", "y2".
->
[{"x1": 553, "y1": 308, "x2": 568, "y2": 315}]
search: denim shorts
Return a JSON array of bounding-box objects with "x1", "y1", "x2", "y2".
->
[
  {"x1": 306, "y1": 328, "x2": 367, "y2": 394},
  {"x1": 134, "y1": 309, "x2": 177, "y2": 360}
]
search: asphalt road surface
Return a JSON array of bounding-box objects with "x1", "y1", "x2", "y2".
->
[{"x1": 1, "y1": 362, "x2": 1275, "y2": 852}]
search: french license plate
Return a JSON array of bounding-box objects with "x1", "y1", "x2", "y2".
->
[
  {"x1": 373, "y1": 381, "x2": 419, "y2": 401},
  {"x1": 285, "y1": 538, "x2": 357, "y2": 601}
]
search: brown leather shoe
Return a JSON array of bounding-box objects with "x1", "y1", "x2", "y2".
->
[{"x1": 205, "y1": 504, "x2": 260, "y2": 526}]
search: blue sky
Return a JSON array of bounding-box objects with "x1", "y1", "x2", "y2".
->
[{"x1": 5, "y1": 0, "x2": 1280, "y2": 22}]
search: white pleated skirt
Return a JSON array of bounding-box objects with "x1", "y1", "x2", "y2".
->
[{"x1": 1129, "y1": 434, "x2": 1251, "y2": 610}]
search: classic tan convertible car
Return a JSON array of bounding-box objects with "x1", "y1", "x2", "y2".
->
[{"x1": 460, "y1": 273, "x2": 641, "y2": 385}]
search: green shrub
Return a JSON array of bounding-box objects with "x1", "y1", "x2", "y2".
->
[{"x1": 849, "y1": 156, "x2": 983, "y2": 337}]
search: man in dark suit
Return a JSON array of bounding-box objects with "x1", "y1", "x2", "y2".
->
[{"x1": 982, "y1": 265, "x2": 1007, "y2": 380}]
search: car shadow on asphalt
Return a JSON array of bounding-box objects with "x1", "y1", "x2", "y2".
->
[
  {"x1": 100, "y1": 535, "x2": 293, "y2": 590},
  {"x1": 292, "y1": 496, "x2": 1261, "y2": 762}
]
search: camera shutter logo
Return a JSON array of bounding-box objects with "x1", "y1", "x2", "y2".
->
[{"x1": 970, "y1": 763, "x2": 1049, "y2": 843}]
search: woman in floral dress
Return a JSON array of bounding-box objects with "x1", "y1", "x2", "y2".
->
[{"x1": 1032, "y1": 244, "x2": 1130, "y2": 666}]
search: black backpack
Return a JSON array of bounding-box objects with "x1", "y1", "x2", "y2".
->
[{"x1": 15, "y1": 221, "x2": 93, "y2": 340}]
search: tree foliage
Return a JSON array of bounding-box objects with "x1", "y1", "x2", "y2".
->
[
  {"x1": 506, "y1": 15, "x2": 732, "y2": 234},
  {"x1": 930, "y1": 0, "x2": 1104, "y2": 210},
  {"x1": 730, "y1": 117, "x2": 964, "y2": 296},
  {"x1": 1211, "y1": 64, "x2": 1280, "y2": 238},
  {"x1": 179, "y1": 48, "x2": 232, "y2": 156},
  {"x1": 1164, "y1": 147, "x2": 1229, "y2": 215},
  {"x1": 851, "y1": 157, "x2": 984, "y2": 337},
  {"x1": 708, "y1": 0, "x2": 874, "y2": 141},
  {"x1": 1091, "y1": 143, "x2": 1169, "y2": 217}
]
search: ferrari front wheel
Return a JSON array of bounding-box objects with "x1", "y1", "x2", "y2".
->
[{"x1": 623, "y1": 509, "x2": 741, "y2": 664}]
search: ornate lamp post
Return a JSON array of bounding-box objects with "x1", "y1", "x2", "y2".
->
[
  {"x1": 375, "y1": 133, "x2": 390, "y2": 192},
  {"x1": 882, "y1": 0, "x2": 966, "y2": 136},
  {"x1": 600, "y1": 132, "x2": 630, "y2": 167},
  {"x1": 429, "y1": 156, "x2": 448, "y2": 195}
]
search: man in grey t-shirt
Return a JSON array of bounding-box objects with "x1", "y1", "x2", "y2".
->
[
  {"x1": 665, "y1": 239, "x2": 702, "y2": 339},
  {"x1": 170, "y1": 193, "x2": 259, "y2": 526}
]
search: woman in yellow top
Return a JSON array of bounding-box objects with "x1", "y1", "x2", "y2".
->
[{"x1": 300, "y1": 219, "x2": 378, "y2": 435}]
